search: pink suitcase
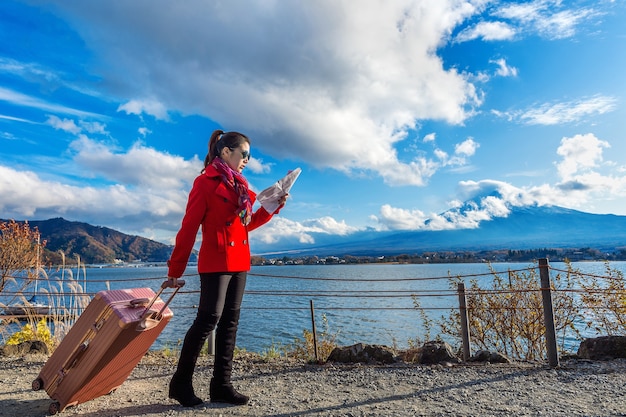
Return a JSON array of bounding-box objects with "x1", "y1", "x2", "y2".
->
[{"x1": 32, "y1": 280, "x2": 184, "y2": 415}]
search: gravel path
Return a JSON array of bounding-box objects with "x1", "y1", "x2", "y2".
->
[{"x1": 3, "y1": 352, "x2": 626, "y2": 417}]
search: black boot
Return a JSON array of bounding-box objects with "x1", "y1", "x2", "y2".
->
[
  {"x1": 169, "y1": 315, "x2": 216, "y2": 407},
  {"x1": 210, "y1": 308, "x2": 249, "y2": 405},
  {"x1": 169, "y1": 372, "x2": 203, "y2": 407},
  {"x1": 210, "y1": 378, "x2": 249, "y2": 405}
]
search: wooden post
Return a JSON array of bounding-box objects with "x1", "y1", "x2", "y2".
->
[
  {"x1": 458, "y1": 282, "x2": 471, "y2": 361},
  {"x1": 310, "y1": 300, "x2": 319, "y2": 362},
  {"x1": 539, "y1": 258, "x2": 559, "y2": 367}
]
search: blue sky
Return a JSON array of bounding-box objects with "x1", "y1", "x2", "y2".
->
[{"x1": 1, "y1": 0, "x2": 625, "y2": 250}]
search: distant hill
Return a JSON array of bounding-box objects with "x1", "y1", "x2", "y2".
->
[{"x1": 11, "y1": 218, "x2": 174, "y2": 265}]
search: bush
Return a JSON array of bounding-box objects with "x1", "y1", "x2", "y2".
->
[
  {"x1": 0, "y1": 220, "x2": 45, "y2": 291},
  {"x1": 6, "y1": 318, "x2": 54, "y2": 350},
  {"x1": 287, "y1": 314, "x2": 339, "y2": 362},
  {"x1": 579, "y1": 262, "x2": 626, "y2": 335},
  {"x1": 440, "y1": 262, "x2": 584, "y2": 361}
]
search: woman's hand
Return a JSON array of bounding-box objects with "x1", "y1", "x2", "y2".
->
[{"x1": 272, "y1": 193, "x2": 289, "y2": 214}]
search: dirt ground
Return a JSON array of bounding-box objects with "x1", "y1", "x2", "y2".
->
[{"x1": 3, "y1": 352, "x2": 626, "y2": 417}]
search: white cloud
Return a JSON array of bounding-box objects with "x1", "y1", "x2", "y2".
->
[
  {"x1": 46, "y1": 0, "x2": 485, "y2": 187},
  {"x1": 555, "y1": 133, "x2": 610, "y2": 179},
  {"x1": 0, "y1": 86, "x2": 100, "y2": 118},
  {"x1": 426, "y1": 138, "x2": 479, "y2": 171},
  {"x1": 0, "y1": 57, "x2": 109, "y2": 110},
  {"x1": 0, "y1": 114, "x2": 38, "y2": 124},
  {"x1": 493, "y1": 2, "x2": 543, "y2": 22},
  {"x1": 118, "y1": 99, "x2": 169, "y2": 121},
  {"x1": 0, "y1": 135, "x2": 335, "y2": 245},
  {"x1": 434, "y1": 149, "x2": 448, "y2": 161},
  {"x1": 245, "y1": 157, "x2": 272, "y2": 175},
  {"x1": 533, "y1": 8, "x2": 597, "y2": 39},
  {"x1": 455, "y1": 21, "x2": 516, "y2": 42},
  {"x1": 374, "y1": 193, "x2": 513, "y2": 232},
  {"x1": 0, "y1": 134, "x2": 211, "y2": 239},
  {"x1": 455, "y1": 138, "x2": 479, "y2": 157},
  {"x1": 375, "y1": 133, "x2": 626, "y2": 231},
  {"x1": 428, "y1": 197, "x2": 510, "y2": 230},
  {"x1": 0, "y1": 164, "x2": 189, "y2": 236},
  {"x1": 497, "y1": 95, "x2": 617, "y2": 125},
  {"x1": 69, "y1": 136, "x2": 200, "y2": 189},
  {"x1": 373, "y1": 205, "x2": 429, "y2": 231},
  {"x1": 491, "y1": 58, "x2": 518, "y2": 77},
  {"x1": 423, "y1": 133, "x2": 436, "y2": 143},
  {"x1": 523, "y1": 96, "x2": 617, "y2": 125},
  {"x1": 454, "y1": 1, "x2": 597, "y2": 43},
  {"x1": 46, "y1": 115, "x2": 109, "y2": 137},
  {"x1": 138, "y1": 127, "x2": 151, "y2": 137},
  {"x1": 493, "y1": 1, "x2": 597, "y2": 40},
  {"x1": 251, "y1": 215, "x2": 358, "y2": 245},
  {"x1": 46, "y1": 115, "x2": 81, "y2": 134},
  {"x1": 79, "y1": 120, "x2": 108, "y2": 135}
]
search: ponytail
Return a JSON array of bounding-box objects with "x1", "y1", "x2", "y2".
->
[{"x1": 204, "y1": 129, "x2": 225, "y2": 169}]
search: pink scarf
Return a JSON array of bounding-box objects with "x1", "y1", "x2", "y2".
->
[{"x1": 211, "y1": 157, "x2": 252, "y2": 225}]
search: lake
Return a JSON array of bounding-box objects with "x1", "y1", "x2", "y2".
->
[{"x1": 2, "y1": 261, "x2": 624, "y2": 353}]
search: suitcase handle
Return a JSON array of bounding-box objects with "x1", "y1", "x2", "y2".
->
[
  {"x1": 137, "y1": 279, "x2": 185, "y2": 331},
  {"x1": 67, "y1": 342, "x2": 89, "y2": 370},
  {"x1": 129, "y1": 298, "x2": 150, "y2": 308},
  {"x1": 54, "y1": 341, "x2": 89, "y2": 387}
]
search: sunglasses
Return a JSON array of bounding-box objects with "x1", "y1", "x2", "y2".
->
[{"x1": 229, "y1": 147, "x2": 251, "y2": 160}]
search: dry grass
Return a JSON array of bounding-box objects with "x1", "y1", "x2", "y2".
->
[
  {"x1": 437, "y1": 261, "x2": 626, "y2": 361},
  {"x1": 0, "y1": 220, "x2": 90, "y2": 350}
]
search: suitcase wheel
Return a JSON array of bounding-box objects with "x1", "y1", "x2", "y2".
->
[
  {"x1": 31, "y1": 377, "x2": 43, "y2": 391},
  {"x1": 48, "y1": 401, "x2": 61, "y2": 415}
]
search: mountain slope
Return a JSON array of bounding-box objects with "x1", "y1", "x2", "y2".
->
[{"x1": 20, "y1": 218, "x2": 173, "y2": 265}]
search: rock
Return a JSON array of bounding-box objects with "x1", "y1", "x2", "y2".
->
[
  {"x1": 468, "y1": 350, "x2": 512, "y2": 364},
  {"x1": 417, "y1": 340, "x2": 460, "y2": 365},
  {"x1": 29, "y1": 340, "x2": 49, "y2": 355},
  {"x1": 327, "y1": 343, "x2": 397, "y2": 364},
  {"x1": 578, "y1": 336, "x2": 626, "y2": 360},
  {"x1": 400, "y1": 347, "x2": 420, "y2": 363},
  {"x1": 0, "y1": 341, "x2": 48, "y2": 357}
]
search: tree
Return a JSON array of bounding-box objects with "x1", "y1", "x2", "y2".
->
[{"x1": 0, "y1": 220, "x2": 45, "y2": 292}]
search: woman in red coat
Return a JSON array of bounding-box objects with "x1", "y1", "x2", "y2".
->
[{"x1": 167, "y1": 130, "x2": 286, "y2": 407}]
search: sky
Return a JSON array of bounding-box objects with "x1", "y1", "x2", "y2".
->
[{"x1": 1, "y1": 0, "x2": 625, "y2": 251}]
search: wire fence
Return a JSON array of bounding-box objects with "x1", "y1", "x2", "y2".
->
[
  {"x1": 1, "y1": 263, "x2": 622, "y2": 310},
  {"x1": 1, "y1": 259, "x2": 625, "y2": 364},
  {"x1": 0, "y1": 262, "x2": 622, "y2": 313}
]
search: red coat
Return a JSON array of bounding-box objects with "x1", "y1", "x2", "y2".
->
[{"x1": 167, "y1": 165, "x2": 275, "y2": 277}]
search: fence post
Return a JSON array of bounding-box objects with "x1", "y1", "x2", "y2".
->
[
  {"x1": 458, "y1": 282, "x2": 471, "y2": 361},
  {"x1": 310, "y1": 299, "x2": 319, "y2": 363},
  {"x1": 539, "y1": 258, "x2": 559, "y2": 368},
  {"x1": 206, "y1": 329, "x2": 216, "y2": 355}
]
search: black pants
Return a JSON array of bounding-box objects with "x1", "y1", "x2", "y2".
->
[{"x1": 174, "y1": 271, "x2": 247, "y2": 384}]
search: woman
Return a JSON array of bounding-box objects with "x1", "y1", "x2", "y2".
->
[{"x1": 167, "y1": 130, "x2": 287, "y2": 407}]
